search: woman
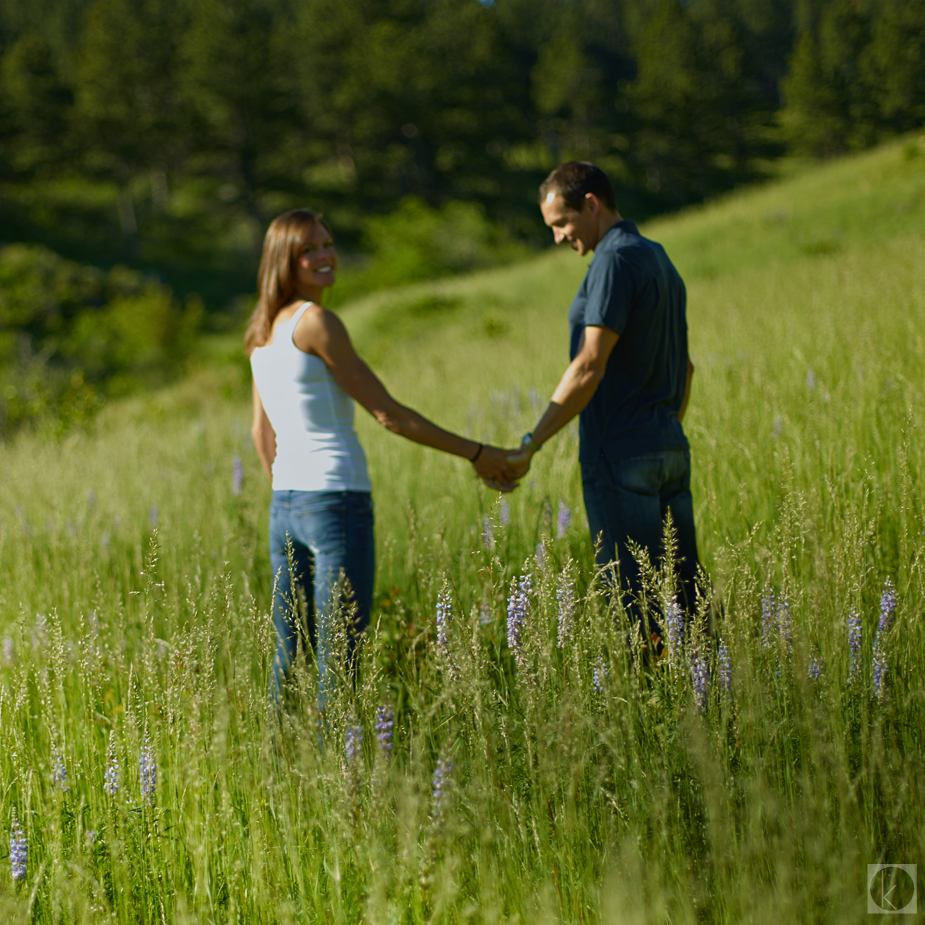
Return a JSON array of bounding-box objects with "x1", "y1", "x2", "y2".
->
[{"x1": 246, "y1": 208, "x2": 513, "y2": 704}]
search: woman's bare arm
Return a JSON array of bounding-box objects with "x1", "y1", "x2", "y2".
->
[
  {"x1": 294, "y1": 307, "x2": 515, "y2": 484},
  {"x1": 251, "y1": 380, "x2": 276, "y2": 482}
]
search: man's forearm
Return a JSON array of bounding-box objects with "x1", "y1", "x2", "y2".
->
[{"x1": 530, "y1": 357, "x2": 602, "y2": 447}]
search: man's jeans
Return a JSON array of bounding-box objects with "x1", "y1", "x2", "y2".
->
[
  {"x1": 581, "y1": 448, "x2": 701, "y2": 642},
  {"x1": 268, "y1": 490, "x2": 374, "y2": 707}
]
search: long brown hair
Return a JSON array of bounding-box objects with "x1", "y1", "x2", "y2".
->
[{"x1": 244, "y1": 209, "x2": 331, "y2": 355}]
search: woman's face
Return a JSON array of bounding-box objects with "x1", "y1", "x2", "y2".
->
[{"x1": 293, "y1": 221, "x2": 338, "y2": 298}]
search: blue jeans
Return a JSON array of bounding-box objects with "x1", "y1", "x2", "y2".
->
[
  {"x1": 581, "y1": 449, "x2": 701, "y2": 642},
  {"x1": 268, "y1": 490, "x2": 375, "y2": 707}
]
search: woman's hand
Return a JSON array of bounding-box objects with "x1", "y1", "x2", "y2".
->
[{"x1": 473, "y1": 445, "x2": 519, "y2": 491}]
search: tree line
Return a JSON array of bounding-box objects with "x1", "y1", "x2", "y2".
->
[
  {"x1": 1, "y1": 0, "x2": 924, "y2": 435},
  {"x1": 2, "y1": 0, "x2": 923, "y2": 271}
]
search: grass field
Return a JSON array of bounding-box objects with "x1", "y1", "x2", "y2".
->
[{"x1": 1, "y1": 137, "x2": 924, "y2": 923}]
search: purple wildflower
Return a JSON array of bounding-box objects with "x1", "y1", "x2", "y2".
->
[
  {"x1": 664, "y1": 599, "x2": 685, "y2": 661},
  {"x1": 690, "y1": 649, "x2": 710, "y2": 712},
  {"x1": 879, "y1": 578, "x2": 896, "y2": 635},
  {"x1": 592, "y1": 655, "x2": 608, "y2": 693},
  {"x1": 149, "y1": 506, "x2": 158, "y2": 528},
  {"x1": 375, "y1": 707, "x2": 394, "y2": 758},
  {"x1": 777, "y1": 597, "x2": 792, "y2": 655},
  {"x1": 556, "y1": 571, "x2": 575, "y2": 648},
  {"x1": 761, "y1": 589, "x2": 776, "y2": 649},
  {"x1": 535, "y1": 541, "x2": 546, "y2": 570},
  {"x1": 717, "y1": 640, "x2": 732, "y2": 699},
  {"x1": 3, "y1": 637, "x2": 14, "y2": 666},
  {"x1": 345, "y1": 724, "x2": 364, "y2": 765},
  {"x1": 479, "y1": 597, "x2": 492, "y2": 626},
  {"x1": 139, "y1": 737, "x2": 156, "y2": 805},
  {"x1": 104, "y1": 732, "x2": 120, "y2": 796},
  {"x1": 808, "y1": 651, "x2": 823, "y2": 681},
  {"x1": 53, "y1": 753, "x2": 70, "y2": 792},
  {"x1": 557, "y1": 501, "x2": 571, "y2": 539},
  {"x1": 10, "y1": 808, "x2": 26, "y2": 881},
  {"x1": 499, "y1": 501, "x2": 511, "y2": 527},
  {"x1": 232, "y1": 456, "x2": 243, "y2": 496},
  {"x1": 507, "y1": 575, "x2": 533, "y2": 665},
  {"x1": 431, "y1": 753, "x2": 454, "y2": 822},
  {"x1": 847, "y1": 611, "x2": 862, "y2": 684},
  {"x1": 436, "y1": 586, "x2": 451, "y2": 650},
  {"x1": 872, "y1": 646, "x2": 888, "y2": 702},
  {"x1": 481, "y1": 516, "x2": 493, "y2": 549}
]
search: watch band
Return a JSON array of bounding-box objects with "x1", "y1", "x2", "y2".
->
[{"x1": 521, "y1": 432, "x2": 541, "y2": 452}]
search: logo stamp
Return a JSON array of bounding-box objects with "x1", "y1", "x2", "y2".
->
[{"x1": 868, "y1": 865, "x2": 917, "y2": 915}]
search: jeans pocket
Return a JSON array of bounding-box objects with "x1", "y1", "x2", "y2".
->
[{"x1": 611, "y1": 454, "x2": 665, "y2": 495}]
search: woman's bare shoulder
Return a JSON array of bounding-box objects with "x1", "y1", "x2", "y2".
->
[{"x1": 293, "y1": 303, "x2": 349, "y2": 355}]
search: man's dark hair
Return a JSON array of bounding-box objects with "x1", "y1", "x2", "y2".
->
[{"x1": 539, "y1": 161, "x2": 616, "y2": 212}]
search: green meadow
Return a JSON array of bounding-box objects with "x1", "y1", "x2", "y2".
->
[{"x1": 1, "y1": 137, "x2": 924, "y2": 923}]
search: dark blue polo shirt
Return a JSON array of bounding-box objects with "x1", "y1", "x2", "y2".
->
[{"x1": 569, "y1": 220, "x2": 690, "y2": 462}]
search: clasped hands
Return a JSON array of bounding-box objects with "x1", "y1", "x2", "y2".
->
[{"x1": 471, "y1": 444, "x2": 535, "y2": 492}]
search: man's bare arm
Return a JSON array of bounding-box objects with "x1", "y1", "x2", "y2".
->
[{"x1": 506, "y1": 325, "x2": 618, "y2": 477}]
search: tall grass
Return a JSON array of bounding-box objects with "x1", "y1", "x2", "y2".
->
[{"x1": 0, "y1": 139, "x2": 923, "y2": 923}]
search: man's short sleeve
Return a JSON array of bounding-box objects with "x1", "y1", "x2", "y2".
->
[{"x1": 583, "y1": 250, "x2": 634, "y2": 336}]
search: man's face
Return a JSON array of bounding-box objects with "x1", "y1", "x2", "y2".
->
[{"x1": 540, "y1": 191, "x2": 598, "y2": 256}]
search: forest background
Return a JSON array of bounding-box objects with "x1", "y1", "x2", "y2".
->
[{"x1": 2, "y1": 0, "x2": 925, "y2": 433}]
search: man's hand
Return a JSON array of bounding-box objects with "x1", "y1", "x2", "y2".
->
[{"x1": 505, "y1": 446, "x2": 534, "y2": 481}]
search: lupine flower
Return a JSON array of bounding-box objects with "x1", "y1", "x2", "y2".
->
[
  {"x1": 872, "y1": 646, "x2": 888, "y2": 702},
  {"x1": 777, "y1": 597, "x2": 792, "y2": 655},
  {"x1": 149, "y1": 506, "x2": 158, "y2": 528},
  {"x1": 535, "y1": 542, "x2": 546, "y2": 570},
  {"x1": 375, "y1": 707, "x2": 394, "y2": 758},
  {"x1": 85, "y1": 830, "x2": 97, "y2": 848},
  {"x1": 10, "y1": 808, "x2": 26, "y2": 880},
  {"x1": 808, "y1": 651, "x2": 823, "y2": 680},
  {"x1": 345, "y1": 724, "x2": 364, "y2": 765},
  {"x1": 104, "y1": 732, "x2": 120, "y2": 796},
  {"x1": 431, "y1": 753, "x2": 454, "y2": 823},
  {"x1": 479, "y1": 598, "x2": 492, "y2": 626},
  {"x1": 717, "y1": 640, "x2": 732, "y2": 699},
  {"x1": 847, "y1": 611, "x2": 862, "y2": 684},
  {"x1": 506, "y1": 575, "x2": 532, "y2": 661},
  {"x1": 53, "y1": 753, "x2": 70, "y2": 792},
  {"x1": 499, "y1": 501, "x2": 510, "y2": 527},
  {"x1": 772, "y1": 416, "x2": 783, "y2": 439},
  {"x1": 879, "y1": 578, "x2": 896, "y2": 635},
  {"x1": 3, "y1": 636, "x2": 15, "y2": 666},
  {"x1": 557, "y1": 501, "x2": 571, "y2": 539},
  {"x1": 664, "y1": 599, "x2": 685, "y2": 661},
  {"x1": 807, "y1": 369, "x2": 816, "y2": 391},
  {"x1": 592, "y1": 655, "x2": 608, "y2": 693},
  {"x1": 436, "y1": 587, "x2": 451, "y2": 650},
  {"x1": 760, "y1": 589, "x2": 776, "y2": 649},
  {"x1": 87, "y1": 489, "x2": 96, "y2": 508},
  {"x1": 556, "y1": 571, "x2": 575, "y2": 648},
  {"x1": 481, "y1": 516, "x2": 493, "y2": 549},
  {"x1": 139, "y1": 737, "x2": 156, "y2": 805},
  {"x1": 690, "y1": 649, "x2": 710, "y2": 712},
  {"x1": 232, "y1": 456, "x2": 243, "y2": 496}
]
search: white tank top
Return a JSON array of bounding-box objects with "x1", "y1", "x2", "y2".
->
[{"x1": 250, "y1": 303, "x2": 372, "y2": 492}]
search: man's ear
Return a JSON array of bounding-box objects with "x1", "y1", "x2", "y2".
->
[{"x1": 584, "y1": 192, "x2": 599, "y2": 215}]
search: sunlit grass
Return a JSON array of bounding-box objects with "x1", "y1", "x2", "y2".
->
[{"x1": 0, "y1": 138, "x2": 923, "y2": 923}]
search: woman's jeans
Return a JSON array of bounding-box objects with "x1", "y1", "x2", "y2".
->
[
  {"x1": 268, "y1": 490, "x2": 374, "y2": 708},
  {"x1": 581, "y1": 448, "x2": 701, "y2": 643}
]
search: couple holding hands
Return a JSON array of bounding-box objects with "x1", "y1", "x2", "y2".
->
[{"x1": 246, "y1": 162, "x2": 701, "y2": 700}]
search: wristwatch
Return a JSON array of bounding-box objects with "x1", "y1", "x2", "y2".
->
[{"x1": 521, "y1": 432, "x2": 542, "y2": 453}]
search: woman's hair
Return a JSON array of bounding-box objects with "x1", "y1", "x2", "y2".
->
[{"x1": 244, "y1": 209, "x2": 332, "y2": 355}]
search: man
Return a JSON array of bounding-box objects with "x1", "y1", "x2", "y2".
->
[{"x1": 507, "y1": 161, "x2": 701, "y2": 645}]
